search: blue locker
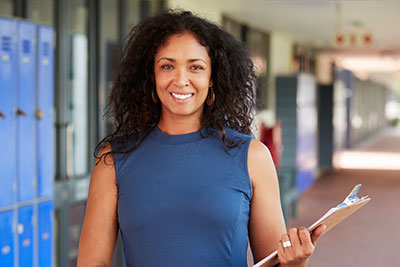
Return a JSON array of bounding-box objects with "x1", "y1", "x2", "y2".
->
[
  {"x1": 38, "y1": 200, "x2": 54, "y2": 267},
  {"x1": 0, "y1": 18, "x2": 16, "y2": 208},
  {"x1": 37, "y1": 25, "x2": 54, "y2": 197},
  {"x1": 0, "y1": 210, "x2": 14, "y2": 266},
  {"x1": 17, "y1": 21, "x2": 36, "y2": 202},
  {"x1": 18, "y1": 205, "x2": 34, "y2": 266}
]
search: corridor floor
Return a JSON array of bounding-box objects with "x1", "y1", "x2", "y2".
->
[{"x1": 288, "y1": 127, "x2": 400, "y2": 267}]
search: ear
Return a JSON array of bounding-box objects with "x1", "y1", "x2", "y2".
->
[{"x1": 209, "y1": 80, "x2": 214, "y2": 88}]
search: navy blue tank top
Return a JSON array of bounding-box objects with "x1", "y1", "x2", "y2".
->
[{"x1": 113, "y1": 127, "x2": 253, "y2": 267}]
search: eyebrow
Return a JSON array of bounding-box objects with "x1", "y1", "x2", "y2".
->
[{"x1": 156, "y1": 57, "x2": 208, "y2": 64}]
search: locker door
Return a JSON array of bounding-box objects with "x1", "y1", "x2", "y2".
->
[
  {"x1": 0, "y1": 210, "x2": 14, "y2": 266},
  {"x1": 18, "y1": 205, "x2": 34, "y2": 267},
  {"x1": 0, "y1": 18, "x2": 16, "y2": 208},
  {"x1": 37, "y1": 25, "x2": 54, "y2": 198},
  {"x1": 38, "y1": 200, "x2": 54, "y2": 267},
  {"x1": 17, "y1": 21, "x2": 36, "y2": 202}
]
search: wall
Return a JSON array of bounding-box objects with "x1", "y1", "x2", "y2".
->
[
  {"x1": 167, "y1": 0, "x2": 222, "y2": 24},
  {"x1": 268, "y1": 33, "x2": 294, "y2": 113},
  {"x1": 351, "y1": 79, "x2": 387, "y2": 145}
]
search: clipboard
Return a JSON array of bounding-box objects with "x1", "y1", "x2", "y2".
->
[{"x1": 253, "y1": 184, "x2": 371, "y2": 267}]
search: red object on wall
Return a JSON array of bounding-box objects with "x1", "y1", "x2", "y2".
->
[
  {"x1": 259, "y1": 121, "x2": 282, "y2": 170},
  {"x1": 363, "y1": 33, "x2": 373, "y2": 45},
  {"x1": 335, "y1": 33, "x2": 344, "y2": 45}
]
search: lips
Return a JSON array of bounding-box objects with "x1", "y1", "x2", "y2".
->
[{"x1": 170, "y1": 92, "x2": 194, "y2": 103}]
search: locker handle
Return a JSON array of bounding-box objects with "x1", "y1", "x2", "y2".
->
[
  {"x1": 0, "y1": 111, "x2": 5, "y2": 118},
  {"x1": 16, "y1": 108, "x2": 27, "y2": 116},
  {"x1": 36, "y1": 109, "x2": 43, "y2": 119}
]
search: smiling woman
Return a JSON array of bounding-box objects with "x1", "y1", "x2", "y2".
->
[
  {"x1": 154, "y1": 33, "x2": 213, "y2": 133},
  {"x1": 77, "y1": 10, "x2": 325, "y2": 267}
]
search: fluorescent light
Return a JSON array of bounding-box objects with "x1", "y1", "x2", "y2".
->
[{"x1": 334, "y1": 151, "x2": 400, "y2": 170}]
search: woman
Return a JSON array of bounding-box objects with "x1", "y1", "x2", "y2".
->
[{"x1": 78, "y1": 10, "x2": 325, "y2": 267}]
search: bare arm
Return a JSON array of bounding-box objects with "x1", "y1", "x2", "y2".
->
[
  {"x1": 77, "y1": 146, "x2": 119, "y2": 267},
  {"x1": 248, "y1": 139, "x2": 287, "y2": 263},
  {"x1": 248, "y1": 139, "x2": 325, "y2": 267}
]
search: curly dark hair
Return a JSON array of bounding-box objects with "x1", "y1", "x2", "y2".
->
[{"x1": 96, "y1": 9, "x2": 256, "y2": 163}]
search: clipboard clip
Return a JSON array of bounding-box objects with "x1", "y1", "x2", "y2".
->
[{"x1": 337, "y1": 184, "x2": 368, "y2": 208}]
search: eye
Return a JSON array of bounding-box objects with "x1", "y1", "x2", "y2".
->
[
  {"x1": 190, "y1": 65, "x2": 204, "y2": 70},
  {"x1": 161, "y1": 64, "x2": 174, "y2": 70}
]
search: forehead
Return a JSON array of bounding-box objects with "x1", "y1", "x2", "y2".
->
[{"x1": 155, "y1": 33, "x2": 210, "y2": 60}]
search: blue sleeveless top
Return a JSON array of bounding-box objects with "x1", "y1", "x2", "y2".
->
[{"x1": 113, "y1": 127, "x2": 254, "y2": 267}]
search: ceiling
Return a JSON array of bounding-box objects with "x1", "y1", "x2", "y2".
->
[
  {"x1": 195, "y1": 0, "x2": 400, "y2": 87},
  {"x1": 220, "y1": 0, "x2": 400, "y2": 49}
]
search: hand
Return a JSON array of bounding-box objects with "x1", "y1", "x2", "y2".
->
[{"x1": 277, "y1": 224, "x2": 326, "y2": 267}]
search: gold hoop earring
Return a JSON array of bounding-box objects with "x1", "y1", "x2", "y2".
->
[
  {"x1": 206, "y1": 88, "x2": 215, "y2": 106},
  {"x1": 152, "y1": 90, "x2": 158, "y2": 103}
]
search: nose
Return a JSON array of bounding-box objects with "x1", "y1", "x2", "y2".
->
[{"x1": 174, "y1": 68, "x2": 189, "y2": 87}]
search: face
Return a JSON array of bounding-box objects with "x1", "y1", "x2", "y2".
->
[{"x1": 154, "y1": 32, "x2": 213, "y2": 123}]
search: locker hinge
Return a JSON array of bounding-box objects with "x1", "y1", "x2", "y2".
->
[
  {"x1": 16, "y1": 108, "x2": 27, "y2": 116},
  {"x1": 36, "y1": 109, "x2": 43, "y2": 119}
]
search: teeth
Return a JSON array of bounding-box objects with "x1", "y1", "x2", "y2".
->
[{"x1": 171, "y1": 93, "x2": 192, "y2": 100}]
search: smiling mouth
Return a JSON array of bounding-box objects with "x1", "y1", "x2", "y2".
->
[{"x1": 171, "y1": 92, "x2": 194, "y2": 100}]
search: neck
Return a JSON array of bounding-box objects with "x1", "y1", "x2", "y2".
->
[{"x1": 157, "y1": 114, "x2": 202, "y2": 135}]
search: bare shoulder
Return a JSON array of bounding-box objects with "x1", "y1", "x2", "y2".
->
[
  {"x1": 91, "y1": 144, "x2": 116, "y2": 184},
  {"x1": 86, "y1": 144, "x2": 118, "y2": 205},
  {"x1": 248, "y1": 139, "x2": 270, "y2": 160},
  {"x1": 248, "y1": 139, "x2": 277, "y2": 188},
  {"x1": 95, "y1": 144, "x2": 114, "y2": 168},
  {"x1": 247, "y1": 139, "x2": 286, "y2": 262},
  {"x1": 77, "y1": 144, "x2": 118, "y2": 266}
]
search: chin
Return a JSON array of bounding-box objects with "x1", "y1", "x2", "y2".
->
[{"x1": 172, "y1": 108, "x2": 202, "y2": 117}]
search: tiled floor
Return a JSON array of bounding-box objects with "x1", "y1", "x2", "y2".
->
[{"x1": 288, "y1": 127, "x2": 400, "y2": 267}]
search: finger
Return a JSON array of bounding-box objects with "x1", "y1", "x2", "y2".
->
[
  {"x1": 299, "y1": 227, "x2": 314, "y2": 256},
  {"x1": 278, "y1": 239, "x2": 284, "y2": 254},
  {"x1": 288, "y1": 227, "x2": 301, "y2": 248},
  {"x1": 298, "y1": 227, "x2": 312, "y2": 246},
  {"x1": 311, "y1": 224, "x2": 327, "y2": 245},
  {"x1": 277, "y1": 241, "x2": 287, "y2": 265},
  {"x1": 277, "y1": 238, "x2": 292, "y2": 266},
  {"x1": 281, "y1": 233, "x2": 292, "y2": 251}
]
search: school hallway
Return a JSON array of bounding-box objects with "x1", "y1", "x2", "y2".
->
[{"x1": 287, "y1": 126, "x2": 400, "y2": 267}]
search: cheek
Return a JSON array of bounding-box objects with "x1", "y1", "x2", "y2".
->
[
  {"x1": 194, "y1": 76, "x2": 212, "y2": 94},
  {"x1": 154, "y1": 72, "x2": 171, "y2": 89},
  {"x1": 191, "y1": 71, "x2": 212, "y2": 87}
]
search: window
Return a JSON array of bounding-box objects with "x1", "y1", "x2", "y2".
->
[
  {"x1": 28, "y1": 0, "x2": 54, "y2": 25},
  {"x1": 98, "y1": 0, "x2": 119, "y2": 139},
  {"x1": 68, "y1": 0, "x2": 89, "y2": 176},
  {"x1": 0, "y1": 0, "x2": 13, "y2": 16}
]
